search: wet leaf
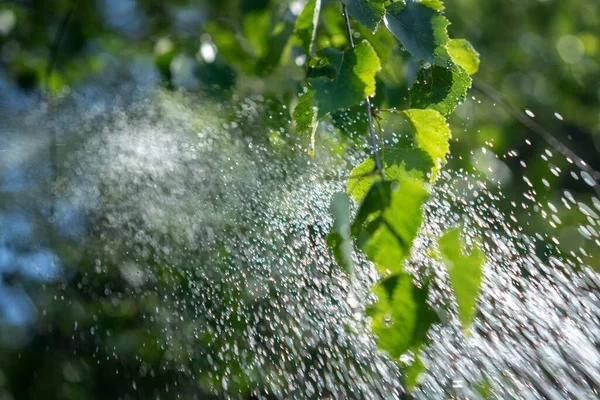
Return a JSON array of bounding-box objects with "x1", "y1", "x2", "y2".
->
[
  {"x1": 369, "y1": 273, "x2": 439, "y2": 359},
  {"x1": 410, "y1": 64, "x2": 471, "y2": 115},
  {"x1": 343, "y1": 0, "x2": 386, "y2": 32},
  {"x1": 347, "y1": 148, "x2": 434, "y2": 203},
  {"x1": 294, "y1": 0, "x2": 322, "y2": 57},
  {"x1": 384, "y1": 1, "x2": 451, "y2": 65},
  {"x1": 400, "y1": 109, "x2": 451, "y2": 174},
  {"x1": 438, "y1": 228, "x2": 485, "y2": 330},
  {"x1": 293, "y1": 90, "x2": 319, "y2": 153},
  {"x1": 308, "y1": 41, "x2": 381, "y2": 115},
  {"x1": 353, "y1": 179, "x2": 428, "y2": 274},
  {"x1": 447, "y1": 38, "x2": 480, "y2": 75}
]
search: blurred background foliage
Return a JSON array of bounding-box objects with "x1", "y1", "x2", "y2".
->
[{"x1": 0, "y1": 0, "x2": 599, "y2": 398}]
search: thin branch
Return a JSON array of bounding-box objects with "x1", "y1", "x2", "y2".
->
[{"x1": 341, "y1": 2, "x2": 385, "y2": 180}]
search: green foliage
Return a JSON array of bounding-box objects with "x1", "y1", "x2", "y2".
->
[
  {"x1": 307, "y1": 41, "x2": 381, "y2": 115},
  {"x1": 437, "y1": 228, "x2": 485, "y2": 330},
  {"x1": 369, "y1": 273, "x2": 439, "y2": 359},
  {"x1": 410, "y1": 64, "x2": 471, "y2": 116},
  {"x1": 352, "y1": 179, "x2": 428, "y2": 274},
  {"x1": 293, "y1": 0, "x2": 322, "y2": 57},
  {"x1": 447, "y1": 39, "x2": 480, "y2": 75},
  {"x1": 384, "y1": 1, "x2": 452, "y2": 66},
  {"x1": 327, "y1": 192, "x2": 355, "y2": 274},
  {"x1": 343, "y1": 0, "x2": 386, "y2": 32},
  {"x1": 400, "y1": 109, "x2": 451, "y2": 172},
  {"x1": 292, "y1": 90, "x2": 318, "y2": 151},
  {"x1": 347, "y1": 148, "x2": 433, "y2": 203}
]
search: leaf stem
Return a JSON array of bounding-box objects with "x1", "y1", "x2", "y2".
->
[{"x1": 341, "y1": 2, "x2": 385, "y2": 180}]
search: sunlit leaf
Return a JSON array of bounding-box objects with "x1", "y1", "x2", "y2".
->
[
  {"x1": 437, "y1": 227, "x2": 485, "y2": 330},
  {"x1": 369, "y1": 273, "x2": 439, "y2": 359},
  {"x1": 308, "y1": 41, "x2": 381, "y2": 115},
  {"x1": 353, "y1": 179, "x2": 428, "y2": 274},
  {"x1": 410, "y1": 64, "x2": 471, "y2": 115},
  {"x1": 447, "y1": 38, "x2": 480, "y2": 75},
  {"x1": 326, "y1": 192, "x2": 354, "y2": 274},
  {"x1": 294, "y1": 0, "x2": 322, "y2": 56},
  {"x1": 343, "y1": 0, "x2": 386, "y2": 32},
  {"x1": 347, "y1": 148, "x2": 434, "y2": 203},
  {"x1": 292, "y1": 90, "x2": 319, "y2": 153},
  {"x1": 384, "y1": 1, "x2": 451, "y2": 65},
  {"x1": 400, "y1": 109, "x2": 450, "y2": 173}
]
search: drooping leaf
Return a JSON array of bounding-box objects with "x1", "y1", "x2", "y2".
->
[
  {"x1": 347, "y1": 148, "x2": 434, "y2": 203},
  {"x1": 437, "y1": 228, "x2": 485, "y2": 330},
  {"x1": 343, "y1": 0, "x2": 386, "y2": 32},
  {"x1": 326, "y1": 192, "x2": 354, "y2": 274},
  {"x1": 384, "y1": 1, "x2": 451, "y2": 65},
  {"x1": 401, "y1": 356, "x2": 425, "y2": 390},
  {"x1": 410, "y1": 64, "x2": 471, "y2": 115},
  {"x1": 353, "y1": 179, "x2": 428, "y2": 274},
  {"x1": 447, "y1": 38, "x2": 480, "y2": 75},
  {"x1": 400, "y1": 109, "x2": 451, "y2": 173},
  {"x1": 294, "y1": 0, "x2": 322, "y2": 57},
  {"x1": 292, "y1": 90, "x2": 319, "y2": 153},
  {"x1": 308, "y1": 41, "x2": 381, "y2": 115},
  {"x1": 369, "y1": 273, "x2": 439, "y2": 359}
]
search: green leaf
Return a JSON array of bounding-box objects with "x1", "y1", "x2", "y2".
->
[
  {"x1": 400, "y1": 109, "x2": 451, "y2": 173},
  {"x1": 384, "y1": 1, "x2": 451, "y2": 65},
  {"x1": 206, "y1": 22, "x2": 255, "y2": 74},
  {"x1": 410, "y1": 64, "x2": 471, "y2": 116},
  {"x1": 308, "y1": 41, "x2": 381, "y2": 115},
  {"x1": 294, "y1": 0, "x2": 322, "y2": 57},
  {"x1": 292, "y1": 90, "x2": 319, "y2": 154},
  {"x1": 355, "y1": 22, "x2": 396, "y2": 63},
  {"x1": 326, "y1": 192, "x2": 354, "y2": 274},
  {"x1": 447, "y1": 38, "x2": 480, "y2": 75},
  {"x1": 343, "y1": 0, "x2": 386, "y2": 32},
  {"x1": 347, "y1": 148, "x2": 434, "y2": 203},
  {"x1": 353, "y1": 179, "x2": 428, "y2": 274},
  {"x1": 420, "y1": 0, "x2": 445, "y2": 11},
  {"x1": 369, "y1": 273, "x2": 439, "y2": 359},
  {"x1": 437, "y1": 228, "x2": 485, "y2": 330},
  {"x1": 401, "y1": 356, "x2": 425, "y2": 390}
]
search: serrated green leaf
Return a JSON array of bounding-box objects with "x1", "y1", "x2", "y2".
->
[
  {"x1": 438, "y1": 228, "x2": 485, "y2": 330},
  {"x1": 400, "y1": 109, "x2": 451, "y2": 173},
  {"x1": 326, "y1": 192, "x2": 354, "y2": 274},
  {"x1": 347, "y1": 148, "x2": 434, "y2": 203},
  {"x1": 353, "y1": 179, "x2": 428, "y2": 274},
  {"x1": 343, "y1": 0, "x2": 386, "y2": 32},
  {"x1": 419, "y1": 0, "x2": 445, "y2": 11},
  {"x1": 410, "y1": 64, "x2": 471, "y2": 115},
  {"x1": 384, "y1": 1, "x2": 451, "y2": 65},
  {"x1": 294, "y1": 0, "x2": 321, "y2": 57},
  {"x1": 447, "y1": 38, "x2": 480, "y2": 75},
  {"x1": 292, "y1": 90, "x2": 319, "y2": 153},
  {"x1": 369, "y1": 273, "x2": 439, "y2": 359},
  {"x1": 308, "y1": 41, "x2": 381, "y2": 115}
]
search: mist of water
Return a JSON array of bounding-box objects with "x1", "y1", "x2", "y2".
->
[{"x1": 1, "y1": 85, "x2": 599, "y2": 398}]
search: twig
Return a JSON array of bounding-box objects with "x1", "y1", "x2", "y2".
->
[{"x1": 341, "y1": 2, "x2": 385, "y2": 180}]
